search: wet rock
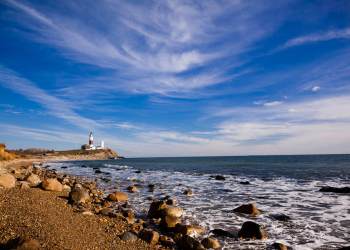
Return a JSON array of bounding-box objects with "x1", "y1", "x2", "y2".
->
[
  {"x1": 337, "y1": 247, "x2": 350, "y2": 250},
  {"x1": 0, "y1": 173, "x2": 16, "y2": 189},
  {"x1": 184, "y1": 189, "x2": 193, "y2": 196},
  {"x1": 214, "y1": 175, "x2": 225, "y2": 181},
  {"x1": 201, "y1": 237, "x2": 221, "y2": 249},
  {"x1": 41, "y1": 178, "x2": 63, "y2": 192},
  {"x1": 62, "y1": 184, "x2": 71, "y2": 193},
  {"x1": 159, "y1": 235, "x2": 176, "y2": 248},
  {"x1": 177, "y1": 235, "x2": 205, "y2": 250},
  {"x1": 233, "y1": 203, "x2": 261, "y2": 216},
  {"x1": 19, "y1": 181, "x2": 31, "y2": 190},
  {"x1": 130, "y1": 222, "x2": 144, "y2": 234},
  {"x1": 166, "y1": 198, "x2": 177, "y2": 206},
  {"x1": 139, "y1": 229, "x2": 159, "y2": 245},
  {"x1": 319, "y1": 186, "x2": 350, "y2": 194},
  {"x1": 164, "y1": 206, "x2": 183, "y2": 218},
  {"x1": 94, "y1": 169, "x2": 103, "y2": 174},
  {"x1": 177, "y1": 224, "x2": 205, "y2": 236},
  {"x1": 134, "y1": 170, "x2": 141, "y2": 174},
  {"x1": 238, "y1": 221, "x2": 267, "y2": 240},
  {"x1": 148, "y1": 184, "x2": 155, "y2": 192},
  {"x1": 107, "y1": 191, "x2": 128, "y2": 202},
  {"x1": 210, "y1": 228, "x2": 236, "y2": 238},
  {"x1": 270, "y1": 213, "x2": 291, "y2": 222},
  {"x1": 127, "y1": 185, "x2": 138, "y2": 193},
  {"x1": 69, "y1": 184, "x2": 90, "y2": 204},
  {"x1": 61, "y1": 166, "x2": 68, "y2": 169},
  {"x1": 161, "y1": 215, "x2": 181, "y2": 229},
  {"x1": 122, "y1": 210, "x2": 135, "y2": 224},
  {"x1": 271, "y1": 242, "x2": 288, "y2": 250},
  {"x1": 99, "y1": 207, "x2": 113, "y2": 216},
  {"x1": 239, "y1": 181, "x2": 250, "y2": 185},
  {"x1": 148, "y1": 200, "x2": 167, "y2": 218},
  {"x1": 121, "y1": 231, "x2": 138, "y2": 242}
]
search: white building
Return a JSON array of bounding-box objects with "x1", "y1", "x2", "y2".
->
[{"x1": 83, "y1": 132, "x2": 105, "y2": 150}]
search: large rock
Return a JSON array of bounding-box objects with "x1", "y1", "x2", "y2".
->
[
  {"x1": 177, "y1": 235, "x2": 205, "y2": 250},
  {"x1": 271, "y1": 242, "x2": 288, "y2": 250},
  {"x1": 177, "y1": 224, "x2": 205, "y2": 236},
  {"x1": 0, "y1": 173, "x2": 16, "y2": 189},
  {"x1": 107, "y1": 191, "x2": 128, "y2": 202},
  {"x1": 69, "y1": 184, "x2": 90, "y2": 204},
  {"x1": 201, "y1": 237, "x2": 221, "y2": 249},
  {"x1": 41, "y1": 178, "x2": 63, "y2": 192},
  {"x1": 161, "y1": 215, "x2": 181, "y2": 229},
  {"x1": 233, "y1": 203, "x2": 261, "y2": 216},
  {"x1": 127, "y1": 185, "x2": 138, "y2": 193},
  {"x1": 139, "y1": 229, "x2": 159, "y2": 245},
  {"x1": 121, "y1": 232, "x2": 138, "y2": 242},
  {"x1": 148, "y1": 200, "x2": 168, "y2": 218},
  {"x1": 238, "y1": 221, "x2": 267, "y2": 240},
  {"x1": 164, "y1": 206, "x2": 183, "y2": 218},
  {"x1": 25, "y1": 174, "x2": 41, "y2": 187},
  {"x1": 210, "y1": 228, "x2": 236, "y2": 238}
]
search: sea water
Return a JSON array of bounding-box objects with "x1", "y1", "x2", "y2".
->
[{"x1": 48, "y1": 155, "x2": 350, "y2": 249}]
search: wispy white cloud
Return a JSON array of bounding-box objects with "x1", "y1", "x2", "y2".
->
[
  {"x1": 0, "y1": 65, "x2": 98, "y2": 129},
  {"x1": 281, "y1": 27, "x2": 350, "y2": 49}
]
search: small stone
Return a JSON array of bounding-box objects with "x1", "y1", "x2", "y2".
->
[
  {"x1": 15, "y1": 238, "x2": 41, "y2": 250},
  {"x1": 233, "y1": 203, "x2": 261, "y2": 216},
  {"x1": 270, "y1": 214, "x2": 291, "y2": 222},
  {"x1": 139, "y1": 229, "x2": 159, "y2": 245},
  {"x1": 0, "y1": 173, "x2": 16, "y2": 189},
  {"x1": 319, "y1": 186, "x2": 350, "y2": 194},
  {"x1": 161, "y1": 215, "x2": 181, "y2": 229},
  {"x1": 121, "y1": 232, "x2": 138, "y2": 242},
  {"x1": 239, "y1": 181, "x2": 250, "y2": 185},
  {"x1": 82, "y1": 211, "x2": 94, "y2": 216},
  {"x1": 100, "y1": 208, "x2": 113, "y2": 216},
  {"x1": 19, "y1": 181, "x2": 31, "y2": 190},
  {"x1": 159, "y1": 235, "x2": 175, "y2": 248},
  {"x1": 184, "y1": 189, "x2": 193, "y2": 196},
  {"x1": 148, "y1": 200, "x2": 167, "y2": 218},
  {"x1": 177, "y1": 224, "x2": 205, "y2": 236},
  {"x1": 41, "y1": 178, "x2": 63, "y2": 192},
  {"x1": 271, "y1": 242, "x2": 288, "y2": 250},
  {"x1": 164, "y1": 206, "x2": 183, "y2": 218},
  {"x1": 201, "y1": 237, "x2": 221, "y2": 249},
  {"x1": 238, "y1": 221, "x2": 267, "y2": 240},
  {"x1": 122, "y1": 210, "x2": 135, "y2": 224},
  {"x1": 107, "y1": 191, "x2": 128, "y2": 202},
  {"x1": 25, "y1": 174, "x2": 41, "y2": 187},
  {"x1": 127, "y1": 185, "x2": 138, "y2": 193},
  {"x1": 210, "y1": 228, "x2": 236, "y2": 238},
  {"x1": 215, "y1": 175, "x2": 225, "y2": 181},
  {"x1": 177, "y1": 235, "x2": 205, "y2": 250},
  {"x1": 148, "y1": 184, "x2": 155, "y2": 192}
]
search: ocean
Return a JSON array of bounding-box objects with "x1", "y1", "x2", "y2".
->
[{"x1": 48, "y1": 154, "x2": 350, "y2": 249}]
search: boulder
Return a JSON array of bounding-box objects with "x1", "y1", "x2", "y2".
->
[
  {"x1": 239, "y1": 181, "x2": 250, "y2": 185},
  {"x1": 238, "y1": 221, "x2": 267, "y2": 240},
  {"x1": 0, "y1": 173, "x2": 16, "y2": 189},
  {"x1": 210, "y1": 228, "x2": 236, "y2": 238},
  {"x1": 177, "y1": 235, "x2": 205, "y2": 250},
  {"x1": 127, "y1": 185, "x2": 138, "y2": 193},
  {"x1": 271, "y1": 242, "x2": 288, "y2": 250},
  {"x1": 107, "y1": 191, "x2": 128, "y2": 202},
  {"x1": 69, "y1": 184, "x2": 90, "y2": 204},
  {"x1": 148, "y1": 184, "x2": 155, "y2": 192},
  {"x1": 139, "y1": 229, "x2": 159, "y2": 245},
  {"x1": 233, "y1": 203, "x2": 261, "y2": 216},
  {"x1": 215, "y1": 175, "x2": 225, "y2": 181},
  {"x1": 319, "y1": 186, "x2": 350, "y2": 194},
  {"x1": 184, "y1": 189, "x2": 193, "y2": 196},
  {"x1": 201, "y1": 237, "x2": 221, "y2": 249},
  {"x1": 164, "y1": 206, "x2": 183, "y2": 218},
  {"x1": 121, "y1": 232, "x2": 138, "y2": 242},
  {"x1": 177, "y1": 224, "x2": 205, "y2": 236},
  {"x1": 159, "y1": 235, "x2": 176, "y2": 248},
  {"x1": 41, "y1": 178, "x2": 63, "y2": 192},
  {"x1": 270, "y1": 214, "x2": 291, "y2": 222},
  {"x1": 148, "y1": 200, "x2": 167, "y2": 218},
  {"x1": 161, "y1": 215, "x2": 181, "y2": 229}
]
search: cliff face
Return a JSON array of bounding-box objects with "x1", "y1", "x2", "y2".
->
[{"x1": 37, "y1": 148, "x2": 119, "y2": 161}]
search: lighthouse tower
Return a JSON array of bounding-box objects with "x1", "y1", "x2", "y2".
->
[{"x1": 88, "y1": 131, "x2": 94, "y2": 147}]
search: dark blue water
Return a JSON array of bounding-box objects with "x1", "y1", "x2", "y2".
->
[{"x1": 110, "y1": 154, "x2": 350, "y2": 180}]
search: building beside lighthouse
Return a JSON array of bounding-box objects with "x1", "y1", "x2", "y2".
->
[{"x1": 81, "y1": 131, "x2": 105, "y2": 150}]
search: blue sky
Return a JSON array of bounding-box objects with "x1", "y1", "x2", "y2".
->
[{"x1": 0, "y1": 0, "x2": 350, "y2": 157}]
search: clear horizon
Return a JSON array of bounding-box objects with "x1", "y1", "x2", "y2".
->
[{"x1": 1, "y1": 0, "x2": 350, "y2": 157}]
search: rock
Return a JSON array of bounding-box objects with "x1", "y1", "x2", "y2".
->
[
  {"x1": 94, "y1": 169, "x2": 103, "y2": 174},
  {"x1": 0, "y1": 173, "x2": 16, "y2": 189},
  {"x1": 210, "y1": 228, "x2": 236, "y2": 238},
  {"x1": 184, "y1": 189, "x2": 193, "y2": 196},
  {"x1": 130, "y1": 222, "x2": 144, "y2": 234},
  {"x1": 121, "y1": 231, "x2": 138, "y2": 242},
  {"x1": 62, "y1": 184, "x2": 71, "y2": 192},
  {"x1": 177, "y1": 235, "x2": 205, "y2": 250},
  {"x1": 19, "y1": 181, "x2": 31, "y2": 190},
  {"x1": 148, "y1": 184, "x2": 155, "y2": 192},
  {"x1": 201, "y1": 237, "x2": 221, "y2": 249},
  {"x1": 15, "y1": 238, "x2": 41, "y2": 250},
  {"x1": 159, "y1": 235, "x2": 176, "y2": 248},
  {"x1": 177, "y1": 224, "x2": 205, "y2": 236},
  {"x1": 122, "y1": 210, "x2": 135, "y2": 224},
  {"x1": 238, "y1": 221, "x2": 267, "y2": 240},
  {"x1": 233, "y1": 203, "x2": 261, "y2": 216},
  {"x1": 337, "y1": 247, "x2": 350, "y2": 250},
  {"x1": 41, "y1": 178, "x2": 63, "y2": 192},
  {"x1": 239, "y1": 181, "x2": 250, "y2": 185},
  {"x1": 148, "y1": 200, "x2": 167, "y2": 218},
  {"x1": 82, "y1": 211, "x2": 94, "y2": 216},
  {"x1": 139, "y1": 229, "x2": 159, "y2": 245},
  {"x1": 107, "y1": 191, "x2": 128, "y2": 202},
  {"x1": 270, "y1": 214, "x2": 291, "y2": 222},
  {"x1": 161, "y1": 215, "x2": 181, "y2": 229},
  {"x1": 127, "y1": 185, "x2": 138, "y2": 193},
  {"x1": 134, "y1": 170, "x2": 141, "y2": 174},
  {"x1": 166, "y1": 198, "x2": 177, "y2": 206},
  {"x1": 164, "y1": 206, "x2": 183, "y2": 218},
  {"x1": 215, "y1": 175, "x2": 225, "y2": 181},
  {"x1": 69, "y1": 184, "x2": 90, "y2": 204},
  {"x1": 99, "y1": 208, "x2": 113, "y2": 216},
  {"x1": 319, "y1": 186, "x2": 350, "y2": 194},
  {"x1": 271, "y1": 242, "x2": 288, "y2": 250}
]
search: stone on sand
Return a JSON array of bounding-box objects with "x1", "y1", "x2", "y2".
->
[{"x1": 0, "y1": 173, "x2": 16, "y2": 189}]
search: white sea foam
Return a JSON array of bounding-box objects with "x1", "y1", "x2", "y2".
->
[{"x1": 48, "y1": 162, "x2": 350, "y2": 250}]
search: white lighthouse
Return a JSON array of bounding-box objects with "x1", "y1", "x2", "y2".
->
[{"x1": 89, "y1": 131, "x2": 94, "y2": 146}]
